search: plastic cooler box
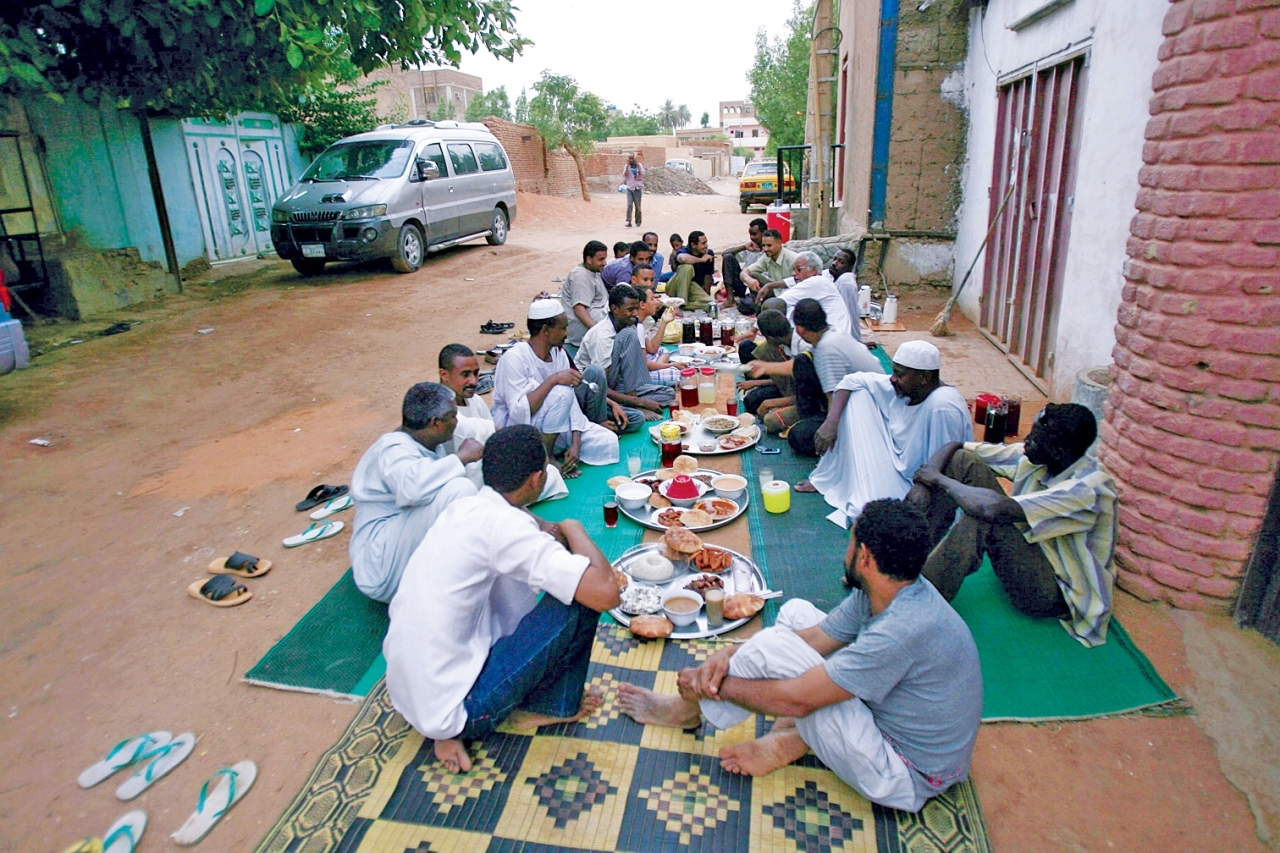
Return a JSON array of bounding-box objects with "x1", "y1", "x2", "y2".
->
[{"x1": 766, "y1": 203, "x2": 791, "y2": 243}]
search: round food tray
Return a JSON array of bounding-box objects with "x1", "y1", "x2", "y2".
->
[
  {"x1": 620, "y1": 469, "x2": 749, "y2": 531},
  {"x1": 649, "y1": 420, "x2": 761, "y2": 456},
  {"x1": 610, "y1": 543, "x2": 766, "y2": 639}
]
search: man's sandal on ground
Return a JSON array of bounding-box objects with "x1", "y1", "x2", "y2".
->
[
  {"x1": 102, "y1": 811, "x2": 146, "y2": 853},
  {"x1": 188, "y1": 575, "x2": 252, "y2": 607},
  {"x1": 78, "y1": 732, "x2": 173, "y2": 788},
  {"x1": 171, "y1": 761, "x2": 256, "y2": 847},
  {"x1": 282, "y1": 520, "x2": 343, "y2": 548},
  {"x1": 480, "y1": 320, "x2": 515, "y2": 334},
  {"x1": 294, "y1": 484, "x2": 348, "y2": 511},
  {"x1": 116, "y1": 733, "x2": 195, "y2": 800},
  {"x1": 207, "y1": 552, "x2": 272, "y2": 579},
  {"x1": 308, "y1": 493, "x2": 353, "y2": 520}
]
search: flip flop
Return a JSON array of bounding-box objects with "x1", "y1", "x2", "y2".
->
[
  {"x1": 102, "y1": 811, "x2": 146, "y2": 853},
  {"x1": 116, "y1": 733, "x2": 195, "y2": 801},
  {"x1": 295, "y1": 484, "x2": 348, "y2": 511},
  {"x1": 187, "y1": 575, "x2": 252, "y2": 607},
  {"x1": 308, "y1": 493, "x2": 353, "y2": 520},
  {"x1": 171, "y1": 761, "x2": 256, "y2": 847},
  {"x1": 282, "y1": 520, "x2": 343, "y2": 548},
  {"x1": 476, "y1": 373, "x2": 495, "y2": 396},
  {"x1": 207, "y1": 552, "x2": 272, "y2": 579},
  {"x1": 480, "y1": 320, "x2": 515, "y2": 334},
  {"x1": 60, "y1": 839, "x2": 102, "y2": 853},
  {"x1": 78, "y1": 732, "x2": 173, "y2": 789}
]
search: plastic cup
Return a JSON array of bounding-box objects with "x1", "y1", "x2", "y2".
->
[
  {"x1": 704, "y1": 588, "x2": 724, "y2": 628},
  {"x1": 627, "y1": 449, "x2": 643, "y2": 476},
  {"x1": 758, "y1": 466, "x2": 773, "y2": 489}
]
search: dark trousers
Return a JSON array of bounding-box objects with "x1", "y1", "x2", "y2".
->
[
  {"x1": 460, "y1": 595, "x2": 600, "y2": 742},
  {"x1": 786, "y1": 352, "x2": 826, "y2": 456},
  {"x1": 722, "y1": 253, "x2": 757, "y2": 314},
  {"x1": 920, "y1": 450, "x2": 1070, "y2": 619}
]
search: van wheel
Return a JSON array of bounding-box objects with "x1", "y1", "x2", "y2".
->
[
  {"x1": 740, "y1": 200, "x2": 750, "y2": 214},
  {"x1": 291, "y1": 257, "x2": 326, "y2": 277},
  {"x1": 486, "y1": 208, "x2": 508, "y2": 246},
  {"x1": 392, "y1": 223, "x2": 424, "y2": 273}
]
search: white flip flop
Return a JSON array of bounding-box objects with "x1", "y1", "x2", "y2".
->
[
  {"x1": 116, "y1": 733, "x2": 195, "y2": 801},
  {"x1": 78, "y1": 732, "x2": 173, "y2": 789},
  {"x1": 309, "y1": 493, "x2": 353, "y2": 520},
  {"x1": 171, "y1": 760, "x2": 256, "y2": 847},
  {"x1": 102, "y1": 811, "x2": 146, "y2": 853},
  {"x1": 282, "y1": 520, "x2": 343, "y2": 548}
]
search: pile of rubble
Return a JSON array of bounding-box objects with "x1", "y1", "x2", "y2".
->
[{"x1": 642, "y1": 167, "x2": 717, "y2": 196}]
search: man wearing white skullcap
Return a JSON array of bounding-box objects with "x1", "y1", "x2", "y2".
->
[
  {"x1": 800, "y1": 339, "x2": 971, "y2": 527},
  {"x1": 491, "y1": 299, "x2": 622, "y2": 477}
]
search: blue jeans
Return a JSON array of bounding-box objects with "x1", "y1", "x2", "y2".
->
[{"x1": 459, "y1": 595, "x2": 600, "y2": 741}]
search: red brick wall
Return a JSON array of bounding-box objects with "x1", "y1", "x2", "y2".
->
[
  {"x1": 481, "y1": 118, "x2": 581, "y2": 197},
  {"x1": 1100, "y1": 0, "x2": 1280, "y2": 611}
]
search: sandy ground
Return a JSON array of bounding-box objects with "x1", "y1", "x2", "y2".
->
[{"x1": 2, "y1": 185, "x2": 1278, "y2": 852}]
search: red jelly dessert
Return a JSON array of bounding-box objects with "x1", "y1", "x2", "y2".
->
[{"x1": 666, "y1": 475, "x2": 701, "y2": 500}]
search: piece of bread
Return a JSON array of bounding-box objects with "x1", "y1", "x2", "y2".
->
[
  {"x1": 630, "y1": 614, "x2": 674, "y2": 638},
  {"x1": 702, "y1": 407, "x2": 719, "y2": 418},
  {"x1": 681, "y1": 509, "x2": 713, "y2": 528},
  {"x1": 655, "y1": 467, "x2": 678, "y2": 481},
  {"x1": 664, "y1": 526, "x2": 704, "y2": 555},
  {"x1": 736, "y1": 413, "x2": 756, "y2": 428},
  {"x1": 608, "y1": 475, "x2": 632, "y2": 489},
  {"x1": 723, "y1": 593, "x2": 765, "y2": 620},
  {"x1": 649, "y1": 492, "x2": 672, "y2": 509},
  {"x1": 673, "y1": 454, "x2": 699, "y2": 475},
  {"x1": 613, "y1": 568, "x2": 630, "y2": 591}
]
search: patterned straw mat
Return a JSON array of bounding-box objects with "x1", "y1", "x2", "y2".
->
[{"x1": 255, "y1": 623, "x2": 992, "y2": 853}]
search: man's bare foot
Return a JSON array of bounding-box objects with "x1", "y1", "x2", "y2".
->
[
  {"x1": 720, "y1": 727, "x2": 809, "y2": 776},
  {"x1": 507, "y1": 686, "x2": 603, "y2": 730},
  {"x1": 794, "y1": 479, "x2": 818, "y2": 493},
  {"x1": 434, "y1": 738, "x2": 473, "y2": 774},
  {"x1": 616, "y1": 683, "x2": 702, "y2": 728},
  {"x1": 554, "y1": 459, "x2": 583, "y2": 479}
]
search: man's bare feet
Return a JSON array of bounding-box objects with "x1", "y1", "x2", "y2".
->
[
  {"x1": 434, "y1": 738, "x2": 473, "y2": 774},
  {"x1": 507, "y1": 686, "x2": 604, "y2": 730},
  {"x1": 554, "y1": 459, "x2": 583, "y2": 479},
  {"x1": 616, "y1": 683, "x2": 702, "y2": 729},
  {"x1": 719, "y1": 725, "x2": 809, "y2": 776},
  {"x1": 794, "y1": 479, "x2": 818, "y2": 493}
]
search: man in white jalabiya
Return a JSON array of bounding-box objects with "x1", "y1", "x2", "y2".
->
[
  {"x1": 801, "y1": 340, "x2": 972, "y2": 527},
  {"x1": 437, "y1": 343, "x2": 569, "y2": 501},
  {"x1": 349, "y1": 382, "x2": 481, "y2": 602},
  {"x1": 763, "y1": 251, "x2": 855, "y2": 346},
  {"x1": 492, "y1": 299, "x2": 622, "y2": 478}
]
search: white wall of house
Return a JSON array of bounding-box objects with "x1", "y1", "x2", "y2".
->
[{"x1": 953, "y1": 0, "x2": 1166, "y2": 399}]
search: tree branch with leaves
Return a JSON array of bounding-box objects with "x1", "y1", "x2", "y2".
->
[{"x1": 529, "y1": 71, "x2": 606, "y2": 202}]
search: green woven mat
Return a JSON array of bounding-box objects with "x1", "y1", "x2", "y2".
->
[
  {"x1": 255, "y1": 623, "x2": 994, "y2": 853},
  {"x1": 741, "y1": 445, "x2": 1181, "y2": 722},
  {"x1": 243, "y1": 430, "x2": 657, "y2": 698}
]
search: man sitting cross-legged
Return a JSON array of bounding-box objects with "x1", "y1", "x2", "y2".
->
[
  {"x1": 617, "y1": 499, "x2": 982, "y2": 813},
  {"x1": 911, "y1": 402, "x2": 1118, "y2": 647},
  {"x1": 577, "y1": 283, "x2": 676, "y2": 430},
  {"x1": 385, "y1": 425, "x2": 622, "y2": 774}
]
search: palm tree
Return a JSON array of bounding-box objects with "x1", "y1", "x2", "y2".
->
[
  {"x1": 658, "y1": 99, "x2": 678, "y2": 133},
  {"x1": 676, "y1": 104, "x2": 691, "y2": 129}
]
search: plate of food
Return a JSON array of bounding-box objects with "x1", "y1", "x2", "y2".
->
[
  {"x1": 610, "y1": 541, "x2": 768, "y2": 639},
  {"x1": 649, "y1": 413, "x2": 762, "y2": 455},
  {"x1": 618, "y1": 461, "x2": 749, "y2": 531}
]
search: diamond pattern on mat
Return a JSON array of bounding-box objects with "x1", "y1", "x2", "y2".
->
[
  {"x1": 764, "y1": 780, "x2": 862, "y2": 853},
  {"x1": 524, "y1": 752, "x2": 618, "y2": 829},
  {"x1": 596, "y1": 624, "x2": 641, "y2": 657},
  {"x1": 417, "y1": 747, "x2": 508, "y2": 815},
  {"x1": 636, "y1": 762, "x2": 743, "y2": 845}
]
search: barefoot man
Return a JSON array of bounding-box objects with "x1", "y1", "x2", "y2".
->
[
  {"x1": 385, "y1": 425, "x2": 621, "y2": 773},
  {"x1": 617, "y1": 499, "x2": 982, "y2": 812}
]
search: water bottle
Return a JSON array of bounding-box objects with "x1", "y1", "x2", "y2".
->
[
  {"x1": 857, "y1": 285, "x2": 872, "y2": 317},
  {"x1": 882, "y1": 294, "x2": 898, "y2": 324}
]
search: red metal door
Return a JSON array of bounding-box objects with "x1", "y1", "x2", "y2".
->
[{"x1": 981, "y1": 55, "x2": 1086, "y2": 387}]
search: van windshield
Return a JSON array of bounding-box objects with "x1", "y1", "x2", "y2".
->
[{"x1": 302, "y1": 141, "x2": 414, "y2": 182}]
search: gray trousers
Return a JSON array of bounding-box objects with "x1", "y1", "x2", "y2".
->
[
  {"x1": 614, "y1": 383, "x2": 675, "y2": 433},
  {"x1": 626, "y1": 188, "x2": 642, "y2": 225}
]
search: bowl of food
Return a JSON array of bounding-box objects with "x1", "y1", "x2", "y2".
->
[
  {"x1": 615, "y1": 481, "x2": 653, "y2": 511},
  {"x1": 697, "y1": 346, "x2": 726, "y2": 358},
  {"x1": 677, "y1": 343, "x2": 699, "y2": 357},
  {"x1": 694, "y1": 497, "x2": 739, "y2": 521},
  {"x1": 701, "y1": 415, "x2": 741, "y2": 435},
  {"x1": 660, "y1": 474, "x2": 708, "y2": 507},
  {"x1": 619, "y1": 582, "x2": 664, "y2": 615},
  {"x1": 712, "y1": 474, "x2": 747, "y2": 500},
  {"x1": 661, "y1": 590, "x2": 704, "y2": 627}
]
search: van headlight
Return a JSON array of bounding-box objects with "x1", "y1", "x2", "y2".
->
[
  {"x1": 343, "y1": 204, "x2": 387, "y2": 220},
  {"x1": 271, "y1": 208, "x2": 290, "y2": 223}
]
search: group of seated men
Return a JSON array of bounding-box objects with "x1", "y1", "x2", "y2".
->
[{"x1": 342, "y1": 230, "x2": 1118, "y2": 810}]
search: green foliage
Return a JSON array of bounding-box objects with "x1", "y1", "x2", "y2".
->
[
  {"x1": 277, "y1": 77, "x2": 384, "y2": 159},
  {"x1": 514, "y1": 87, "x2": 529, "y2": 123},
  {"x1": 528, "y1": 71, "x2": 606, "y2": 157},
  {"x1": 748, "y1": 0, "x2": 812, "y2": 157},
  {"x1": 733, "y1": 146, "x2": 755, "y2": 162},
  {"x1": 433, "y1": 99, "x2": 454, "y2": 121},
  {"x1": 676, "y1": 104, "x2": 691, "y2": 129},
  {"x1": 465, "y1": 85, "x2": 511, "y2": 121},
  {"x1": 0, "y1": 0, "x2": 530, "y2": 117},
  {"x1": 700, "y1": 111, "x2": 710, "y2": 128},
  {"x1": 602, "y1": 107, "x2": 661, "y2": 140}
]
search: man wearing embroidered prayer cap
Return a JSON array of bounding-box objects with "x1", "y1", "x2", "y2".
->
[
  {"x1": 799, "y1": 339, "x2": 972, "y2": 527},
  {"x1": 491, "y1": 298, "x2": 622, "y2": 479}
]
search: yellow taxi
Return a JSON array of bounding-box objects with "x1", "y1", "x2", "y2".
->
[{"x1": 738, "y1": 161, "x2": 797, "y2": 213}]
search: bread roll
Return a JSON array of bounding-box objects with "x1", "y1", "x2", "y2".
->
[
  {"x1": 655, "y1": 467, "x2": 678, "y2": 481},
  {"x1": 630, "y1": 615, "x2": 674, "y2": 638},
  {"x1": 681, "y1": 509, "x2": 713, "y2": 528},
  {"x1": 723, "y1": 593, "x2": 765, "y2": 620},
  {"x1": 649, "y1": 493, "x2": 672, "y2": 509},
  {"x1": 673, "y1": 454, "x2": 699, "y2": 475},
  {"x1": 664, "y1": 526, "x2": 704, "y2": 555},
  {"x1": 608, "y1": 475, "x2": 632, "y2": 489},
  {"x1": 736, "y1": 413, "x2": 756, "y2": 428}
]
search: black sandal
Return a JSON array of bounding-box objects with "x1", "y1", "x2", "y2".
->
[
  {"x1": 187, "y1": 574, "x2": 252, "y2": 607},
  {"x1": 296, "y1": 484, "x2": 349, "y2": 511},
  {"x1": 480, "y1": 320, "x2": 515, "y2": 334}
]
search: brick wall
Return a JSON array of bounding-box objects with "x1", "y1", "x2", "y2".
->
[
  {"x1": 1099, "y1": 0, "x2": 1280, "y2": 611},
  {"x1": 481, "y1": 118, "x2": 580, "y2": 197}
]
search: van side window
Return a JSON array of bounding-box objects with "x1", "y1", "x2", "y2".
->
[
  {"x1": 447, "y1": 144, "x2": 479, "y2": 176},
  {"x1": 475, "y1": 142, "x2": 508, "y2": 172},
  {"x1": 421, "y1": 143, "x2": 447, "y2": 177}
]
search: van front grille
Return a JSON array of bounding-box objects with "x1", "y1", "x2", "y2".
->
[
  {"x1": 289, "y1": 225, "x2": 336, "y2": 243},
  {"x1": 291, "y1": 210, "x2": 341, "y2": 223}
]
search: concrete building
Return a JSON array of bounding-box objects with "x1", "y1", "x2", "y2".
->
[
  {"x1": 718, "y1": 100, "x2": 756, "y2": 126},
  {"x1": 363, "y1": 67, "x2": 483, "y2": 122}
]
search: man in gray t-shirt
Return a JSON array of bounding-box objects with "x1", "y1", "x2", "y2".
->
[
  {"x1": 560, "y1": 240, "x2": 609, "y2": 353},
  {"x1": 617, "y1": 499, "x2": 982, "y2": 813}
]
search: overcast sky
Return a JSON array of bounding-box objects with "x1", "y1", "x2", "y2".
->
[{"x1": 454, "y1": 0, "x2": 791, "y2": 126}]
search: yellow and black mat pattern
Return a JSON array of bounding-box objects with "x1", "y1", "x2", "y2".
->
[{"x1": 256, "y1": 624, "x2": 993, "y2": 853}]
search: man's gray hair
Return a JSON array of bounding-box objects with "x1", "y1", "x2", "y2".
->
[
  {"x1": 794, "y1": 251, "x2": 823, "y2": 272},
  {"x1": 402, "y1": 382, "x2": 456, "y2": 430}
]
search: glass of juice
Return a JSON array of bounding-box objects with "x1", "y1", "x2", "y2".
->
[{"x1": 603, "y1": 492, "x2": 619, "y2": 528}]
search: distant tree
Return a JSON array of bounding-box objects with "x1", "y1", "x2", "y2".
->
[
  {"x1": 676, "y1": 104, "x2": 691, "y2": 129},
  {"x1": 602, "y1": 108, "x2": 661, "y2": 140},
  {"x1": 748, "y1": 0, "x2": 812, "y2": 157},
  {"x1": 700, "y1": 111, "x2": 710, "y2": 128},
  {"x1": 465, "y1": 85, "x2": 512, "y2": 121},
  {"x1": 657, "y1": 100, "x2": 678, "y2": 133},
  {"x1": 433, "y1": 99, "x2": 454, "y2": 121},
  {"x1": 514, "y1": 87, "x2": 530, "y2": 123},
  {"x1": 732, "y1": 145, "x2": 755, "y2": 162},
  {"x1": 529, "y1": 71, "x2": 607, "y2": 201}
]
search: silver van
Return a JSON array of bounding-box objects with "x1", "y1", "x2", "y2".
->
[{"x1": 270, "y1": 120, "x2": 517, "y2": 276}]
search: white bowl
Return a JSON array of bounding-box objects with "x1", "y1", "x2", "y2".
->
[
  {"x1": 677, "y1": 344, "x2": 699, "y2": 357},
  {"x1": 712, "y1": 475, "x2": 747, "y2": 500},
  {"x1": 661, "y1": 590, "x2": 704, "y2": 627},
  {"x1": 659, "y1": 477, "x2": 709, "y2": 508},
  {"x1": 615, "y1": 482, "x2": 652, "y2": 511},
  {"x1": 701, "y1": 415, "x2": 741, "y2": 435}
]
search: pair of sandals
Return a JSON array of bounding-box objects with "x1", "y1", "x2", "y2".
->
[
  {"x1": 188, "y1": 552, "x2": 272, "y2": 607},
  {"x1": 287, "y1": 483, "x2": 351, "y2": 547},
  {"x1": 480, "y1": 319, "x2": 514, "y2": 335}
]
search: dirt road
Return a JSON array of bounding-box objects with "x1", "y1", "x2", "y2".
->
[{"x1": 0, "y1": 189, "x2": 1272, "y2": 852}]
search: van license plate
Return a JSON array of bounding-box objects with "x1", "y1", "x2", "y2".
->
[{"x1": 301, "y1": 244, "x2": 326, "y2": 258}]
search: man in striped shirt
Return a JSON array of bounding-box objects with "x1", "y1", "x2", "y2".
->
[{"x1": 909, "y1": 403, "x2": 1117, "y2": 647}]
